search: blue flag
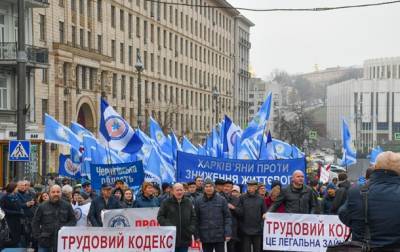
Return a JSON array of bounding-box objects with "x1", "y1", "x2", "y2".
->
[
  {"x1": 341, "y1": 119, "x2": 357, "y2": 166},
  {"x1": 70, "y1": 122, "x2": 94, "y2": 164},
  {"x1": 260, "y1": 131, "x2": 276, "y2": 160},
  {"x1": 369, "y1": 146, "x2": 383, "y2": 165},
  {"x1": 149, "y1": 117, "x2": 173, "y2": 159},
  {"x1": 182, "y1": 136, "x2": 198, "y2": 154},
  {"x1": 99, "y1": 98, "x2": 143, "y2": 154},
  {"x1": 170, "y1": 131, "x2": 182, "y2": 161},
  {"x1": 44, "y1": 114, "x2": 81, "y2": 151},
  {"x1": 58, "y1": 154, "x2": 81, "y2": 179},
  {"x1": 237, "y1": 138, "x2": 257, "y2": 160},
  {"x1": 223, "y1": 115, "x2": 242, "y2": 158},
  {"x1": 272, "y1": 139, "x2": 293, "y2": 159}
]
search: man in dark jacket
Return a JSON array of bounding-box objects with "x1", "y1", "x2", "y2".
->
[
  {"x1": 339, "y1": 151, "x2": 400, "y2": 249},
  {"x1": 16, "y1": 180, "x2": 35, "y2": 247},
  {"x1": 220, "y1": 180, "x2": 240, "y2": 252},
  {"x1": 269, "y1": 170, "x2": 318, "y2": 214},
  {"x1": 234, "y1": 180, "x2": 266, "y2": 252},
  {"x1": 82, "y1": 181, "x2": 96, "y2": 200},
  {"x1": 194, "y1": 179, "x2": 232, "y2": 252},
  {"x1": 195, "y1": 176, "x2": 204, "y2": 194},
  {"x1": 134, "y1": 181, "x2": 160, "y2": 208},
  {"x1": 185, "y1": 181, "x2": 199, "y2": 203},
  {"x1": 322, "y1": 183, "x2": 336, "y2": 214},
  {"x1": 158, "y1": 183, "x2": 196, "y2": 252},
  {"x1": 88, "y1": 183, "x2": 121, "y2": 226},
  {"x1": 331, "y1": 172, "x2": 351, "y2": 214},
  {"x1": 32, "y1": 184, "x2": 76, "y2": 252}
]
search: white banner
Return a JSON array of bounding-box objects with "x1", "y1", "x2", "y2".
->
[
  {"x1": 58, "y1": 226, "x2": 176, "y2": 252},
  {"x1": 263, "y1": 213, "x2": 350, "y2": 252},
  {"x1": 102, "y1": 208, "x2": 201, "y2": 251},
  {"x1": 319, "y1": 165, "x2": 330, "y2": 184}
]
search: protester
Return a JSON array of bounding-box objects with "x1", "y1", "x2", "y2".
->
[
  {"x1": 112, "y1": 188, "x2": 124, "y2": 201},
  {"x1": 215, "y1": 179, "x2": 225, "y2": 194},
  {"x1": 61, "y1": 184, "x2": 73, "y2": 203},
  {"x1": 268, "y1": 170, "x2": 318, "y2": 214},
  {"x1": 194, "y1": 179, "x2": 232, "y2": 252},
  {"x1": 321, "y1": 183, "x2": 336, "y2": 215},
  {"x1": 72, "y1": 192, "x2": 91, "y2": 227},
  {"x1": 37, "y1": 192, "x2": 49, "y2": 204},
  {"x1": 88, "y1": 182, "x2": 121, "y2": 226},
  {"x1": 257, "y1": 183, "x2": 268, "y2": 198},
  {"x1": 82, "y1": 181, "x2": 96, "y2": 200},
  {"x1": 32, "y1": 184, "x2": 76, "y2": 252},
  {"x1": 184, "y1": 181, "x2": 198, "y2": 203},
  {"x1": 153, "y1": 183, "x2": 161, "y2": 197},
  {"x1": 339, "y1": 151, "x2": 400, "y2": 249},
  {"x1": 159, "y1": 182, "x2": 172, "y2": 204},
  {"x1": 158, "y1": 183, "x2": 196, "y2": 252},
  {"x1": 61, "y1": 178, "x2": 71, "y2": 186},
  {"x1": 233, "y1": 180, "x2": 266, "y2": 252},
  {"x1": 265, "y1": 181, "x2": 285, "y2": 213},
  {"x1": 134, "y1": 182, "x2": 160, "y2": 208},
  {"x1": 16, "y1": 180, "x2": 35, "y2": 247},
  {"x1": 72, "y1": 191, "x2": 81, "y2": 206},
  {"x1": 0, "y1": 182, "x2": 24, "y2": 248},
  {"x1": 231, "y1": 185, "x2": 241, "y2": 198},
  {"x1": 309, "y1": 179, "x2": 322, "y2": 214},
  {"x1": 331, "y1": 172, "x2": 351, "y2": 214},
  {"x1": 114, "y1": 179, "x2": 125, "y2": 190},
  {"x1": 121, "y1": 189, "x2": 135, "y2": 208},
  {"x1": 221, "y1": 180, "x2": 240, "y2": 252},
  {"x1": 195, "y1": 176, "x2": 204, "y2": 193}
]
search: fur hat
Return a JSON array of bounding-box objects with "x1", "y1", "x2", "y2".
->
[{"x1": 375, "y1": 151, "x2": 400, "y2": 175}]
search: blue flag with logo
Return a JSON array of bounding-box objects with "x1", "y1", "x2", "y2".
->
[
  {"x1": 58, "y1": 154, "x2": 81, "y2": 179},
  {"x1": 341, "y1": 119, "x2": 357, "y2": 166},
  {"x1": 99, "y1": 98, "x2": 143, "y2": 154},
  {"x1": 44, "y1": 114, "x2": 81, "y2": 151},
  {"x1": 149, "y1": 117, "x2": 173, "y2": 159},
  {"x1": 223, "y1": 115, "x2": 242, "y2": 158},
  {"x1": 182, "y1": 136, "x2": 198, "y2": 154}
]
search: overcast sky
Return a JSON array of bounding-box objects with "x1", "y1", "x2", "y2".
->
[{"x1": 228, "y1": 0, "x2": 400, "y2": 78}]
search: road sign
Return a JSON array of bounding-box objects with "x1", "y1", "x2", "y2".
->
[
  {"x1": 309, "y1": 131, "x2": 318, "y2": 140},
  {"x1": 395, "y1": 133, "x2": 400, "y2": 141},
  {"x1": 9, "y1": 140, "x2": 30, "y2": 162}
]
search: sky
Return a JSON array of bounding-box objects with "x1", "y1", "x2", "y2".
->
[{"x1": 228, "y1": 0, "x2": 400, "y2": 78}]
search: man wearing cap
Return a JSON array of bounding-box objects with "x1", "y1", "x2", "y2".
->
[
  {"x1": 321, "y1": 183, "x2": 336, "y2": 215},
  {"x1": 220, "y1": 180, "x2": 240, "y2": 252},
  {"x1": 194, "y1": 179, "x2": 232, "y2": 252},
  {"x1": 88, "y1": 182, "x2": 121, "y2": 227},
  {"x1": 234, "y1": 180, "x2": 267, "y2": 252},
  {"x1": 339, "y1": 151, "x2": 400, "y2": 249},
  {"x1": 82, "y1": 181, "x2": 96, "y2": 200},
  {"x1": 268, "y1": 170, "x2": 318, "y2": 214}
]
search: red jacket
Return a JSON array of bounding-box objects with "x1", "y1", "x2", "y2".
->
[{"x1": 265, "y1": 196, "x2": 285, "y2": 213}]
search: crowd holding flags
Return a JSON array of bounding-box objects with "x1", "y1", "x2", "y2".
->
[{"x1": 43, "y1": 92, "x2": 366, "y2": 185}]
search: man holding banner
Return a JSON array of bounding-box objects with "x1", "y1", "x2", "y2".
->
[
  {"x1": 88, "y1": 183, "x2": 121, "y2": 227},
  {"x1": 157, "y1": 183, "x2": 196, "y2": 252}
]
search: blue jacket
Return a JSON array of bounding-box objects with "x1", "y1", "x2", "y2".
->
[
  {"x1": 134, "y1": 194, "x2": 160, "y2": 208},
  {"x1": 321, "y1": 195, "x2": 335, "y2": 215},
  {"x1": 88, "y1": 195, "x2": 121, "y2": 227},
  {"x1": 339, "y1": 170, "x2": 400, "y2": 248}
]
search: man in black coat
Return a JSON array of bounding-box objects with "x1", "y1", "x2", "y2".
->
[
  {"x1": 32, "y1": 184, "x2": 76, "y2": 252},
  {"x1": 194, "y1": 179, "x2": 232, "y2": 252},
  {"x1": 331, "y1": 172, "x2": 351, "y2": 214},
  {"x1": 158, "y1": 183, "x2": 196, "y2": 251},
  {"x1": 268, "y1": 170, "x2": 317, "y2": 214},
  {"x1": 234, "y1": 180, "x2": 266, "y2": 252},
  {"x1": 88, "y1": 182, "x2": 121, "y2": 227},
  {"x1": 339, "y1": 151, "x2": 400, "y2": 249},
  {"x1": 220, "y1": 180, "x2": 240, "y2": 252}
]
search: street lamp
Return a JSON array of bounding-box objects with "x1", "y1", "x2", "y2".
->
[
  {"x1": 135, "y1": 53, "x2": 144, "y2": 129},
  {"x1": 212, "y1": 86, "x2": 220, "y2": 124}
]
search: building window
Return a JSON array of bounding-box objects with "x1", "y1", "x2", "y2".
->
[
  {"x1": 42, "y1": 69, "x2": 48, "y2": 84},
  {"x1": 143, "y1": 50, "x2": 147, "y2": 70},
  {"x1": 39, "y1": 14, "x2": 46, "y2": 41},
  {"x1": 63, "y1": 63, "x2": 68, "y2": 86},
  {"x1": 112, "y1": 74, "x2": 117, "y2": 98},
  {"x1": 120, "y1": 43, "x2": 124, "y2": 63},
  {"x1": 89, "y1": 68, "x2": 95, "y2": 90},
  {"x1": 111, "y1": 40, "x2": 116, "y2": 59},
  {"x1": 0, "y1": 76, "x2": 9, "y2": 110},
  {"x1": 129, "y1": 46, "x2": 133, "y2": 66},
  {"x1": 150, "y1": 24, "x2": 154, "y2": 43},
  {"x1": 59, "y1": 21, "x2": 65, "y2": 43},
  {"x1": 63, "y1": 101, "x2": 68, "y2": 124},
  {"x1": 150, "y1": 53, "x2": 154, "y2": 72},
  {"x1": 120, "y1": 10, "x2": 124, "y2": 31},
  {"x1": 79, "y1": 28, "x2": 84, "y2": 47},
  {"x1": 111, "y1": 5, "x2": 116, "y2": 27},
  {"x1": 136, "y1": 17, "x2": 140, "y2": 37},
  {"x1": 121, "y1": 75, "x2": 126, "y2": 99},
  {"x1": 97, "y1": 34, "x2": 102, "y2": 53},
  {"x1": 71, "y1": 26, "x2": 76, "y2": 46},
  {"x1": 79, "y1": 0, "x2": 84, "y2": 15},
  {"x1": 87, "y1": 31, "x2": 92, "y2": 49},
  {"x1": 87, "y1": 0, "x2": 91, "y2": 17},
  {"x1": 42, "y1": 99, "x2": 48, "y2": 124},
  {"x1": 59, "y1": 0, "x2": 64, "y2": 7},
  {"x1": 143, "y1": 20, "x2": 148, "y2": 44},
  {"x1": 130, "y1": 77, "x2": 134, "y2": 101},
  {"x1": 97, "y1": 0, "x2": 102, "y2": 21},
  {"x1": 128, "y1": 14, "x2": 133, "y2": 38},
  {"x1": 71, "y1": 0, "x2": 76, "y2": 11}
]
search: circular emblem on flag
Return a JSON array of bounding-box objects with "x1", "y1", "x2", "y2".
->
[
  {"x1": 156, "y1": 131, "x2": 164, "y2": 142},
  {"x1": 229, "y1": 131, "x2": 240, "y2": 146},
  {"x1": 64, "y1": 158, "x2": 79, "y2": 176},
  {"x1": 74, "y1": 207, "x2": 82, "y2": 221},
  {"x1": 275, "y1": 144, "x2": 285, "y2": 155},
  {"x1": 105, "y1": 116, "x2": 129, "y2": 140},
  {"x1": 109, "y1": 215, "x2": 130, "y2": 227}
]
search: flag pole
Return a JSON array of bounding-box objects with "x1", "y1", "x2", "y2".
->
[{"x1": 257, "y1": 123, "x2": 268, "y2": 160}]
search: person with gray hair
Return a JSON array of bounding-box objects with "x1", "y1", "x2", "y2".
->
[
  {"x1": 61, "y1": 184, "x2": 73, "y2": 203},
  {"x1": 268, "y1": 170, "x2": 318, "y2": 214}
]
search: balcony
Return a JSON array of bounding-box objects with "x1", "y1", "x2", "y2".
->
[
  {"x1": 26, "y1": 0, "x2": 50, "y2": 8},
  {"x1": 0, "y1": 42, "x2": 48, "y2": 67}
]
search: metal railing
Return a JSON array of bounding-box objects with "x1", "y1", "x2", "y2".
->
[{"x1": 0, "y1": 42, "x2": 48, "y2": 64}]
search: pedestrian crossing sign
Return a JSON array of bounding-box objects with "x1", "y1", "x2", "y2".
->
[{"x1": 9, "y1": 140, "x2": 30, "y2": 162}]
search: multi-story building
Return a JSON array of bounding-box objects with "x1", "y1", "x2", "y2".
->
[
  {"x1": 327, "y1": 57, "x2": 400, "y2": 153},
  {"x1": 0, "y1": 0, "x2": 253, "y2": 185},
  {"x1": 233, "y1": 15, "x2": 253, "y2": 128},
  {"x1": 0, "y1": 0, "x2": 49, "y2": 186},
  {"x1": 248, "y1": 77, "x2": 281, "y2": 135}
]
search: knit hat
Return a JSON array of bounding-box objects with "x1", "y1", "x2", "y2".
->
[
  {"x1": 271, "y1": 180, "x2": 282, "y2": 189},
  {"x1": 326, "y1": 183, "x2": 337, "y2": 190},
  {"x1": 232, "y1": 185, "x2": 240, "y2": 193},
  {"x1": 204, "y1": 179, "x2": 214, "y2": 186}
]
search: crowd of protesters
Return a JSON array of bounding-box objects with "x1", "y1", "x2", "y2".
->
[{"x1": 1, "y1": 151, "x2": 400, "y2": 251}]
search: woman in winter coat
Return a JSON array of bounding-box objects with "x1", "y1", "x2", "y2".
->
[
  {"x1": 0, "y1": 182, "x2": 24, "y2": 247},
  {"x1": 121, "y1": 189, "x2": 135, "y2": 208}
]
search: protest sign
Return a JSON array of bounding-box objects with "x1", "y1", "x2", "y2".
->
[
  {"x1": 264, "y1": 213, "x2": 350, "y2": 252},
  {"x1": 102, "y1": 208, "x2": 201, "y2": 251},
  {"x1": 58, "y1": 226, "x2": 176, "y2": 252},
  {"x1": 177, "y1": 151, "x2": 306, "y2": 188},
  {"x1": 90, "y1": 161, "x2": 144, "y2": 190}
]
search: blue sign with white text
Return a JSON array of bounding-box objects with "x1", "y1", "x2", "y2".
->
[
  {"x1": 177, "y1": 151, "x2": 306, "y2": 188},
  {"x1": 90, "y1": 161, "x2": 144, "y2": 190},
  {"x1": 9, "y1": 140, "x2": 30, "y2": 161}
]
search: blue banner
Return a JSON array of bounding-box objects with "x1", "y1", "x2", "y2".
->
[
  {"x1": 90, "y1": 161, "x2": 145, "y2": 190},
  {"x1": 59, "y1": 154, "x2": 81, "y2": 179},
  {"x1": 177, "y1": 151, "x2": 306, "y2": 189}
]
